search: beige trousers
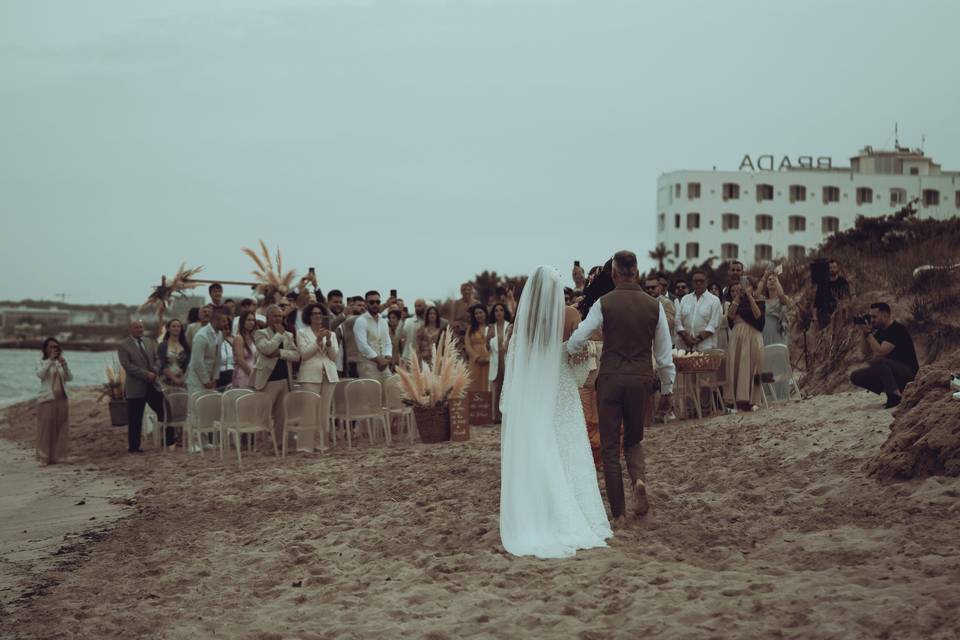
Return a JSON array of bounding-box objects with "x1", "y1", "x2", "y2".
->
[
  {"x1": 260, "y1": 379, "x2": 289, "y2": 442},
  {"x1": 298, "y1": 380, "x2": 335, "y2": 451}
]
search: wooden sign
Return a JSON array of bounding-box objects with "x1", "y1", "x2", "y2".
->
[
  {"x1": 448, "y1": 398, "x2": 470, "y2": 442},
  {"x1": 468, "y1": 391, "x2": 493, "y2": 427}
]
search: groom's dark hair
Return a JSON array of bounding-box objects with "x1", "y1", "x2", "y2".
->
[{"x1": 612, "y1": 250, "x2": 638, "y2": 279}]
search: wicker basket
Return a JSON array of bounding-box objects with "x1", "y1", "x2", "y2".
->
[
  {"x1": 674, "y1": 352, "x2": 724, "y2": 374},
  {"x1": 413, "y1": 405, "x2": 450, "y2": 443}
]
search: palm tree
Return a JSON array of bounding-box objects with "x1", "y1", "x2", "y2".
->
[{"x1": 648, "y1": 243, "x2": 672, "y2": 272}]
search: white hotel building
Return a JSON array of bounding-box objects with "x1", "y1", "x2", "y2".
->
[{"x1": 656, "y1": 147, "x2": 960, "y2": 266}]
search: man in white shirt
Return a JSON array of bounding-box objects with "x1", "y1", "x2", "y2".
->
[
  {"x1": 401, "y1": 299, "x2": 427, "y2": 365},
  {"x1": 675, "y1": 268, "x2": 722, "y2": 351},
  {"x1": 354, "y1": 290, "x2": 393, "y2": 384}
]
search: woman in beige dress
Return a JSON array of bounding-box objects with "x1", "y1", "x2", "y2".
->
[
  {"x1": 296, "y1": 303, "x2": 340, "y2": 452},
  {"x1": 464, "y1": 304, "x2": 490, "y2": 392},
  {"x1": 415, "y1": 307, "x2": 444, "y2": 366},
  {"x1": 36, "y1": 337, "x2": 72, "y2": 464},
  {"x1": 725, "y1": 279, "x2": 766, "y2": 410}
]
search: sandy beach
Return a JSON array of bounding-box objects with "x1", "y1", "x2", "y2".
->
[{"x1": 1, "y1": 387, "x2": 959, "y2": 639}]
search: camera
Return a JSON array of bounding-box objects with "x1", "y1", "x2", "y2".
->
[{"x1": 852, "y1": 313, "x2": 872, "y2": 325}]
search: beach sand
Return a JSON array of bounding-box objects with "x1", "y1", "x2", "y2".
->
[{"x1": 1, "y1": 388, "x2": 959, "y2": 639}]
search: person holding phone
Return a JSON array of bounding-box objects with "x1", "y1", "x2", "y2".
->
[
  {"x1": 725, "y1": 278, "x2": 766, "y2": 411},
  {"x1": 36, "y1": 337, "x2": 73, "y2": 464},
  {"x1": 297, "y1": 303, "x2": 340, "y2": 451}
]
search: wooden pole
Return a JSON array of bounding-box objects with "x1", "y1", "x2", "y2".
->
[{"x1": 184, "y1": 277, "x2": 260, "y2": 287}]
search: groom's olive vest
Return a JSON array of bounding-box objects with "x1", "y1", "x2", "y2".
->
[{"x1": 598, "y1": 283, "x2": 659, "y2": 378}]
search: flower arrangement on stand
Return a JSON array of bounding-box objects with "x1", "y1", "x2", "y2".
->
[
  {"x1": 395, "y1": 330, "x2": 472, "y2": 443},
  {"x1": 99, "y1": 359, "x2": 128, "y2": 426}
]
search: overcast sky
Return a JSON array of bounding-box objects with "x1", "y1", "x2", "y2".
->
[{"x1": 2, "y1": 0, "x2": 957, "y2": 305}]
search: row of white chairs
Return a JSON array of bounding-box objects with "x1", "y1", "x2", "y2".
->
[{"x1": 155, "y1": 377, "x2": 416, "y2": 467}]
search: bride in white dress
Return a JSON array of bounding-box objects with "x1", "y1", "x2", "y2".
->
[{"x1": 499, "y1": 266, "x2": 613, "y2": 559}]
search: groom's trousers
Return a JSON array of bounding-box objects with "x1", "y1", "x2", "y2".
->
[{"x1": 596, "y1": 373, "x2": 650, "y2": 518}]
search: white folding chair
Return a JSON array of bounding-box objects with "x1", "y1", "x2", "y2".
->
[
  {"x1": 185, "y1": 393, "x2": 222, "y2": 457},
  {"x1": 384, "y1": 376, "x2": 415, "y2": 442},
  {"x1": 343, "y1": 379, "x2": 391, "y2": 446},
  {"x1": 215, "y1": 388, "x2": 254, "y2": 459},
  {"x1": 160, "y1": 392, "x2": 190, "y2": 451},
  {"x1": 761, "y1": 343, "x2": 801, "y2": 402},
  {"x1": 225, "y1": 392, "x2": 279, "y2": 467},
  {"x1": 330, "y1": 378, "x2": 356, "y2": 448},
  {"x1": 282, "y1": 390, "x2": 322, "y2": 457}
]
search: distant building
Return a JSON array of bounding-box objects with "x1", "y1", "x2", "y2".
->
[
  {"x1": 0, "y1": 306, "x2": 71, "y2": 334},
  {"x1": 656, "y1": 146, "x2": 960, "y2": 266}
]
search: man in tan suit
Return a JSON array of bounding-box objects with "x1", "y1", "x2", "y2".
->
[{"x1": 253, "y1": 304, "x2": 301, "y2": 441}]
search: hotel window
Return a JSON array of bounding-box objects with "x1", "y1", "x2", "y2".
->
[
  {"x1": 756, "y1": 184, "x2": 774, "y2": 202},
  {"x1": 686, "y1": 213, "x2": 700, "y2": 230},
  {"x1": 675, "y1": 214, "x2": 681, "y2": 229},
  {"x1": 674, "y1": 243, "x2": 680, "y2": 259},
  {"x1": 675, "y1": 184, "x2": 681, "y2": 198},
  {"x1": 721, "y1": 243, "x2": 738, "y2": 260},
  {"x1": 955, "y1": 191, "x2": 960, "y2": 208},
  {"x1": 789, "y1": 215, "x2": 806, "y2": 233},
  {"x1": 722, "y1": 183, "x2": 740, "y2": 201},
  {"x1": 754, "y1": 244, "x2": 773, "y2": 262},
  {"x1": 721, "y1": 213, "x2": 739, "y2": 231},
  {"x1": 658, "y1": 213, "x2": 665, "y2": 232},
  {"x1": 686, "y1": 242, "x2": 700, "y2": 260},
  {"x1": 687, "y1": 182, "x2": 701, "y2": 200},
  {"x1": 822, "y1": 216, "x2": 840, "y2": 234},
  {"x1": 756, "y1": 214, "x2": 773, "y2": 232},
  {"x1": 856, "y1": 187, "x2": 873, "y2": 205},
  {"x1": 789, "y1": 185, "x2": 806, "y2": 203},
  {"x1": 923, "y1": 189, "x2": 940, "y2": 207},
  {"x1": 788, "y1": 245, "x2": 806, "y2": 261},
  {"x1": 890, "y1": 188, "x2": 906, "y2": 205},
  {"x1": 822, "y1": 186, "x2": 840, "y2": 204}
]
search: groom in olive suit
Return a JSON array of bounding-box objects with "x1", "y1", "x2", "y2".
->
[{"x1": 567, "y1": 251, "x2": 676, "y2": 525}]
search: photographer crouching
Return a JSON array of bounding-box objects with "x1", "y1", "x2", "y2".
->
[{"x1": 849, "y1": 302, "x2": 919, "y2": 408}]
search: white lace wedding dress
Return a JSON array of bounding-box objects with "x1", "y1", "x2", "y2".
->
[{"x1": 499, "y1": 266, "x2": 612, "y2": 559}]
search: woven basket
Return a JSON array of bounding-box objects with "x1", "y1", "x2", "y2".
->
[
  {"x1": 413, "y1": 405, "x2": 450, "y2": 443},
  {"x1": 674, "y1": 352, "x2": 724, "y2": 373}
]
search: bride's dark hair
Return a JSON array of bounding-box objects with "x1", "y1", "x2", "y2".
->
[{"x1": 578, "y1": 258, "x2": 614, "y2": 319}]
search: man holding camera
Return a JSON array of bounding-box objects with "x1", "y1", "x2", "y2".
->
[{"x1": 849, "y1": 302, "x2": 918, "y2": 408}]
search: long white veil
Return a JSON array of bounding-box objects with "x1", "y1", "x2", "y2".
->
[{"x1": 499, "y1": 266, "x2": 603, "y2": 558}]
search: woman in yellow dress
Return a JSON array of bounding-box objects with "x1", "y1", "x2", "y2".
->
[{"x1": 464, "y1": 304, "x2": 490, "y2": 392}]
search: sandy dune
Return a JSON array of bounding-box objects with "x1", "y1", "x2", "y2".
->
[{"x1": 1, "y1": 388, "x2": 959, "y2": 639}]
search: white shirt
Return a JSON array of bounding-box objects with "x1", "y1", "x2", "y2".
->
[
  {"x1": 567, "y1": 299, "x2": 676, "y2": 395},
  {"x1": 354, "y1": 313, "x2": 393, "y2": 360},
  {"x1": 401, "y1": 317, "x2": 423, "y2": 361},
  {"x1": 675, "y1": 290, "x2": 722, "y2": 350},
  {"x1": 219, "y1": 338, "x2": 234, "y2": 372}
]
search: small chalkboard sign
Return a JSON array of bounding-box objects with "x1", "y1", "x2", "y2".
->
[
  {"x1": 449, "y1": 397, "x2": 469, "y2": 442},
  {"x1": 468, "y1": 390, "x2": 493, "y2": 426}
]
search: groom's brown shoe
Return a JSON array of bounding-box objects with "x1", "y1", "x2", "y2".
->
[{"x1": 633, "y1": 480, "x2": 650, "y2": 518}]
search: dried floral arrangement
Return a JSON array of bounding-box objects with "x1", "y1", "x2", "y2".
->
[
  {"x1": 140, "y1": 263, "x2": 204, "y2": 327},
  {"x1": 98, "y1": 358, "x2": 126, "y2": 401},
  {"x1": 242, "y1": 240, "x2": 296, "y2": 302},
  {"x1": 395, "y1": 330, "x2": 472, "y2": 409}
]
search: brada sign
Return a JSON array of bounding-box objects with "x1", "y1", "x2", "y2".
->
[{"x1": 739, "y1": 154, "x2": 832, "y2": 171}]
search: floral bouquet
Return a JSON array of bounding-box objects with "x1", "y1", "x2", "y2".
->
[
  {"x1": 395, "y1": 330, "x2": 471, "y2": 409},
  {"x1": 98, "y1": 359, "x2": 126, "y2": 402}
]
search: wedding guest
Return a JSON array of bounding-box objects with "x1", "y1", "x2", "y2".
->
[
  {"x1": 36, "y1": 338, "x2": 72, "y2": 464},
  {"x1": 723, "y1": 260, "x2": 745, "y2": 301},
  {"x1": 564, "y1": 287, "x2": 575, "y2": 307},
  {"x1": 572, "y1": 263, "x2": 587, "y2": 296},
  {"x1": 707, "y1": 282, "x2": 729, "y2": 350},
  {"x1": 281, "y1": 294, "x2": 299, "y2": 335},
  {"x1": 759, "y1": 269, "x2": 792, "y2": 346},
  {"x1": 387, "y1": 308, "x2": 404, "y2": 368},
  {"x1": 464, "y1": 304, "x2": 490, "y2": 392},
  {"x1": 658, "y1": 274, "x2": 673, "y2": 302},
  {"x1": 416, "y1": 306, "x2": 445, "y2": 365},
  {"x1": 231, "y1": 310, "x2": 258, "y2": 389},
  {"x1": 675, "y1": 268, "x2": 722, "y2": 351},
  {"x1": 354, "y1": 291, "x2": 393, "y2": 385},
  {"x1": 118, "y1": 320, "x2": 166, "y2": 453},
  {"x1": 186, "y1": 309, "x2": 224, "y2": 396},
  {"x1": 158, "y1": 318, "x2": 190, "y2": 390},
  {"x1": 253, "y1": 305, "x2": 301, "y2": 443},
  {"x1": 486, "y1": 302, "x2": 512, "y2": 423},
  {"x1": 576, "y1": 332, "x2": 603, "y2": 470},
  {"x1": 208, "y1": 282, "x2": 224, "y2": 307},
  {"x1": 450, "y1": 282, "x2": 479, "y2": 345},
  {"x1": 327, "y1": 290, "x2": 347, "y2": 331},
  {"x1": 341, "y1": 297, "x2": 366, "y2": 378},
  {"x1": 217, "y1": 318, "x2": 235, "y2": 390},
  {"x1": 644, "y1": 276, "x2": 676, "y2": 339},
  {"x1": 297, "y1": 303, "x2": 340, "y2": 451},
  {"x1": 224, "y1": 299, "x2": 236, "y2": 317},
  {"x1": 725, "y1": 279, "x2": 766, "y2": 411},
  {"x1": 232, "y1": 298, "x2": 264, "y2": 334},
  {"x1": 186, "y1": 304, "x2": 211, "y2": 348},
  {"x1": 672, "y1": 280, "x2": 689, "y2": 302},
  {"x1": 186, "y1": 306, "x2": 200, "y2": 327},
  {"x1": 402, "y1": 299, "x2": 427, "y2": 366}
]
